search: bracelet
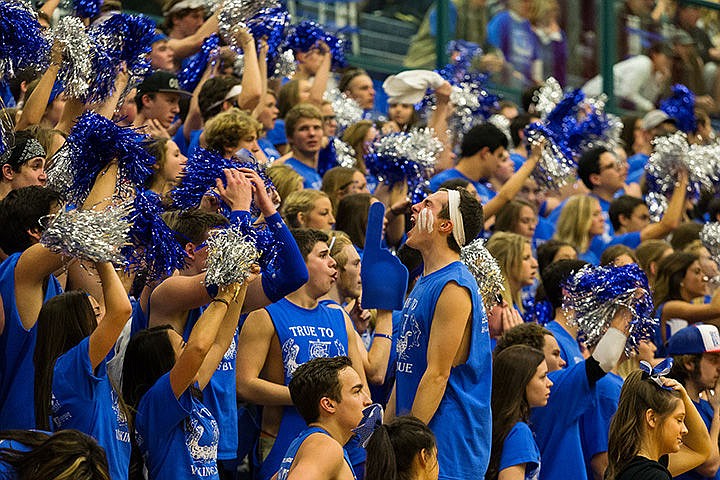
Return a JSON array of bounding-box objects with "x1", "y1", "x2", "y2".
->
[
  {"x1": 374, "y1": 333, "x2": 392, "y2": 341},
  {"x1": 211, "y1": 298, "x2": 230, "y2": 307}
]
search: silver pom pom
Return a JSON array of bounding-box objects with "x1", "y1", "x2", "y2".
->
[
  {"x1": 219, "y1": 0, "x2": 280, "y2": 47},
  {"x1": 40, "y1": 203, "x2": 132, "y2": 265},
  {"x1": 205, "y1": 226, "x2": 261, "y2": 287},
  {"x1": 53, "y1": 16, "x2": 92, "y2": 99},
  {"x1": 233, "y1": 52, "x2": 245, "y2": 77},
  {"x1": 333, "y1": 137, "x2": 356, "y2": 168},
  {"x1": 525, "y1": 128, "x2": 574, "y2": 192},
  {"x1": 488, "y1": 114, "x2": 512, "y2": 149},
  {"x1": 449, "y1": 83, "x2": 482, "y2": 135},
  {"x1": 535, "y1": 77, "x2": 563, "y2": 119},
  {"x1": 461, "y1": 238, "x2": 505, "y2": 311},
  {"x1": 325, "y1": 88, "x2": 363, "y2": 133},
  {"x1": 271, "y1": 49, "x2": 296, "y2": 79},
  {"x1": 45, "y1": 145, "x2": 73, "y2": 201},
  {"x1": 701, "y1": 222, "x2": 720, "y2": 266},
  {"x1": 374, "y1": 128, "x2": 443, "y2": 175}
]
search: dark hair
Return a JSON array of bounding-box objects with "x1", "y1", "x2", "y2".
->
[
  {"x1": 606, "y1": 370, "x2": 682, "y2": 479},
  {"x1": 290, "y1": 228, "x2": 330, "y2": 260},
  {"x1": 161, "y1": 209, "x2": 228, "y2": 246},
  {"x1": 460, "y1": 123, "x2": 509, "y2": 158},
  {"x1": 438, "y1": 178, "x2": 470, "y2": 190},
  {"x1": 609, "y1": 195, "x2": 646, "y2": 231},
  {"x1": 495, "y1": 323, "x2": 552, "y2": 355},
  {"x1": 397, "y1": 244, "x2": 423, "y2": 292},
  {"x1": 438, "y1": 187, "x2": 484, "y2": 253},
  {"x1": 653, "y1": 251, "x2": 698, "y2": 307},
  {"x1": 577, "y1": 146, "x2": 609, "y2": 190},
  {"x1": 600, "y1": 244, "x2": 638, "y2": 266},
  {"x1": 34, "y1": 291, "x2": 97, "y2": 430},
  {"x1": 5, "y1": 130, "x2": 45, "y2": 171},
  {"x1": 541, "y1": 259, "x2": 589, "y2": 311},
  {"x1": 668, "y1": 353, "x2": 702, "y2": 386},
  {"x1": 289, "y1": 356, "x2": 353, "y2": 424},
  {"x1": 198, "y1": 77, "x2": 241, "y2": 121},
  {"x1": 365, "y1": 416, "x2": 436, "y2": 480},
  {"x1": 487, "y1": 345, "x2": 545, "y2": 480},
  {"x1": 335, "y1": 193, "x2": 373, "y2": 250},
  {"x1": 0, "y1": 429, "x2": 110, "y2": 480},
  {"x1": 0, "y1": 185, "x2": 62, "y2": 254},
  {"x1": 669, "y1": 222, "x2": 703, "y2": 251},
  {"x1": 707, "y1": 197, "x2": 720, "y2": 223},
  {"x1": 509, "y1": 113, "x2": 533, "y2": 147},
  {"x1": 521, "y1": 86, "x2": 542, "y2": 113},
  {"x1": 122, "y1": 325, "x2": 178, "y2": 480},
  {"x1": 620, "y1": 115, "x2": 641, "y2": 155},
  {"x1": 134, "y1": 91, "x2": 155, "y2": 115},
  {"x1": 7, "y1": 68, "x2": 40, "y2": 104},
  {"x1": 535, "y1": 239, "x2": 575, "y2": 274}
]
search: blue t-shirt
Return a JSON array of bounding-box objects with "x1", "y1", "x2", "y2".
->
[
  {"x1": 181, "y1": 307, "x2": 238, "y2": 461},
  {"x1": 285, "y1": 158, "x2": 322, "y2": 190},
  {"x1": 590, "y1": 231, "x2": 642, "y2": 261},
  {"x1": 499, "y1": 421, "x2": 540, "y2": 479},
  {"x1": 276, "y1": 426, "x2": 356, "y2": 480},
  {"x1": 0, "y1": 252, "x2": 63, "y2": 430},
  {"x1": 186, "y1": 130, "x2": 204, "y2": 159},
  {"x1": 510, "y1": 152, "x2": 526, "y2": 172},
  {"x1": 135, "y1": 373, "x2": 220, "y2": 480},
  {"x1": 427, "y1": 168, "x2": 495, "y2": 204},
  {"x1": 534, "y1": 216, "x2": 555, "y2": 242},
  {"x1": 258, "y1": 137, "x2": 281, "y2": 161},
  {"x1": 51, "y1": 337, "x2": 131, "y2": 480},
  {"x1": 487, "y1": 11, "x2": 540, "y2": 82},
  {"x1": 580, "y1": 372, "x2": 623, "y2": 480},
  {"x1": 530, "y1": 361, "x2": 594, "y2": 480},
  {"x1": 545, "y1": 321, "x2": 583, "y2": 366},
  {"x1": 627, "y1": 153, "x2": 649, "y2": 175},
  {"x1": 258, "y1": 298, "x2": 350, "y2": 480},
  {"x1": 395, "y1": 261, "x2": 492, "y2": 480},
  {"x1": 676, "y1": 399, "x2": 720, "y2": 480},
  {"x1": 173, "y1": 128, "x2": 203, "y2": 157},
  {"x1": 266, "y1": 119, "x2": 287, "y2": 147},
  {"x1": 548, "y1": 194, "x2": 615, "y2": 246}
]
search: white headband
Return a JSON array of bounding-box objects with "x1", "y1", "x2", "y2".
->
[
  {"x1": 165, "y1": 0, "x2": 206, "y2": 15},
  {"x1": 447, "y1": 189, "x2": 466, "y2": 247}
]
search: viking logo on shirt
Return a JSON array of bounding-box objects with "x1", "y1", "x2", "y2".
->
[
  {"x1": 282, "y1": 338, "x2": 301, "y2": 376},
  {"x1": 185, "y1": 406, "x2": 219, "y2": 474}
]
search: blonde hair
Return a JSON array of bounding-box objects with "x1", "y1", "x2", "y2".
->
[
  {"x1": 321, "y1": 166, "x2": 359, "y2": 212},
  {"x1": 529, "y1": 0, "x2": 559, "y2": 26},
  {"x1": 554, "y1": 195, "x2": 596, "y2": 253},
  {"x1": 341, "y1": 120, "x2": 374, "y2": 174},
  {"x1": 204, "y1": 108, "x2": 262, "y2": 154},
  {"x1": 267, "y1": 164, "x2": 303, "y2": 208},
  {"x1": 486, "y1": 231, "x2": 529, "y2": 312},
  {"x1": 281, "y1": 189, "x2": 329, "y2": 228},
  {"x1": 327, "y1": 230, "x2": 354, "y2": 270}
]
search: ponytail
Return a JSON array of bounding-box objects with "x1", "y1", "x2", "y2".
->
[
  {"x1": 365, "y1": 424, "x2": 397, "y2": 480},
  {"x1": 365, "y1": 416, "x2": 436, "y2": 480}
]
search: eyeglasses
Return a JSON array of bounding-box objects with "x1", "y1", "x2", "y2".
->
[
  {"x1": 599, "y1": 160, "x2": 624, "y2": 172},
  {"x1": 323, "y1": 115, "x2": 337, "y2": 123}
]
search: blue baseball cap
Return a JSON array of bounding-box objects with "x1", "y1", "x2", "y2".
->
[{"x1": 667, "y1": 324, "x2": 720, "y2": 355}]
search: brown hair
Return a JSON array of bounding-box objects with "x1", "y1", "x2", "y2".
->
[
  {"x1": 341, "y1": 120, "x2": 374, "y2": 174},
  {"x1": 284, "y1": 103, "x2": 323, "y2": 139}
]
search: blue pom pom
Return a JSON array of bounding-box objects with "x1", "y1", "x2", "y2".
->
[
  {"x1": 85, "y1": 13, "x2": 155, "y2": 102},
  {"x1": 177, "y1": 34, "x2": 219, "y2": 91},
  {"x1": 63, "y1": 111, "x2": 155, "y2": 205},
  {"x1": 283, "y1": 20, "x2": 348, "y2": 69},
  {"x1": 74, "y1": 0, "x2": 103, "y2": 19},
  {"x1": 123, "y1": 188, "x2": 187, "y2": 280},
  {"x1": 172, "y1": 148, "x2": 275, "y2": 216},
  {"x1": 661, "y1": 84, "x2": 696, "y2": 133},
  {"x1": 246, "y1": 7, "x2": 289, "y2": 69},
  {"x1": 440, "y1": 40, "x2": 483, "y2": 83},
  {"x1": 0, "y1": 1, "x2": 50, "y2": 80}
]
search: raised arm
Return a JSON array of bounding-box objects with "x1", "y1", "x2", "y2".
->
[
  {"x1": 428, "y1": 82, "x2": 453, "y2": 172},
  {"x1": 169, "y1": 282, "x2": 241, "y2": 398},
  {"x1": 355, "y1": 309, "x2": 392, "y2": 385},
  {"x1": 411, "y1": 282, "x2": 471, "y2": 423},
  {"x1": 93, "y1": 65, "x2": 130, "y2": 120},
  {"x1": 669, "y1": 381, "x2": 713, "y2": 476},
  {"x1": 483, "y1": 142, "x2": 542, "y2": 219},
  {"x1": 234, "y1": 28, "x2": 262, "y2": 111},
  {"x1": 15, "y1": 41, "x2": 63, "y2": 131},
  {"x1": 640, "y1": 169, "x2": 688, "y2": 241},
  {"x1": 88, "y1": 262, "x2": 133, "y2": 369},
  {"x1": 166, "y1": 10, "x2": 219, "y2": 60},
  {"x1": 307, "y1": 43, "x2": 331, "y2": 106},
  {"x1": 235, "y1": 308, "x2": 293, "y2": 405},
  {"x1": 182, "y1": 58, "x2": 217, "y2": 142}
]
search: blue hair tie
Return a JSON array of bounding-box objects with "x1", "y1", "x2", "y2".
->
[{"x1": 639, "y1": 358, "x2": 674, "y2": 391}]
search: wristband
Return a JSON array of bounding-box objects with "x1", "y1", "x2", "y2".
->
[{"x1": 374, "y1": 333, "x2": 392, "y2": 341}]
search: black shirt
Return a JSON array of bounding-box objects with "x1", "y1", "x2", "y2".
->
[{"x1": 615, "y1": 455, "x2": 671, "y2": 480}]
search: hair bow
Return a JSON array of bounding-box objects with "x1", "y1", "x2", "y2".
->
[
  {"x1": 351, "y1": 403, "x2": 383, "y2": 447},
  {"x1": 639, "y1": 358, "x2": 674, "y2": 391}
]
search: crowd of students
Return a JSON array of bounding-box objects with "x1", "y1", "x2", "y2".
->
[{"x1": 4, "y1": 0, "x2": 720, "y2": 480}]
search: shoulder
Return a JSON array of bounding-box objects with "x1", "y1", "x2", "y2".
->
[{"x1": 294, "y1": 433, "x2": 345, "y2": 472}]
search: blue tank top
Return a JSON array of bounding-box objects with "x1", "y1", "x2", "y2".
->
[
  {"x1": 395, "y1": 261, "x2": 492, "y2": 480},
  {"x1": 0, "y1": 253, "x2": 63, "y2": 430},
  {"x1": 259, "y1": 298, "x2": 349, "y2": 480},
  {"x1": 182, "y1": 307, "x2": 238, "y2": 461},
  {"x1": 275, "y1": 426, "x2": 356, "y2": 480}
]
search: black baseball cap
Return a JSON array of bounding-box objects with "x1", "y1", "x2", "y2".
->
[{"x1": 136, "y1": 71, "x2": 192, "y2": 97}]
